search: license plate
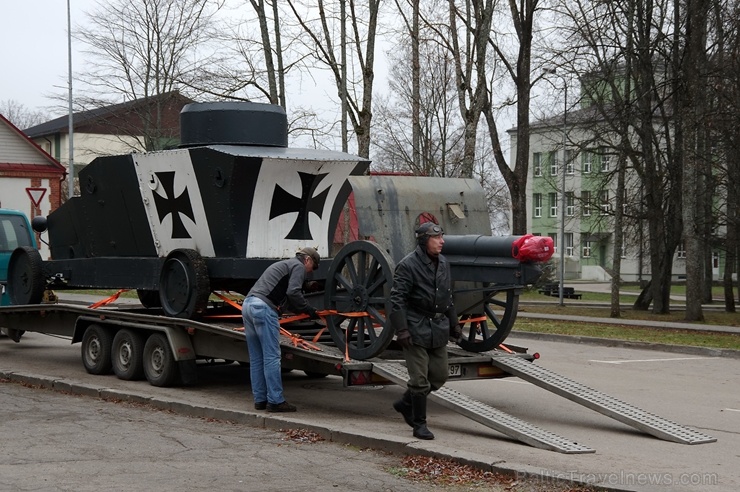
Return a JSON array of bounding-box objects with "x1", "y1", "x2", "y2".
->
[{"x1": 448, "y1": 364, "x2": 461, "y2": 377}]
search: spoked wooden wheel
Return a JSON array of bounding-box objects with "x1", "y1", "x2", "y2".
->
[
  {"x1": 324, "y1": 241, "x2": 395, "y2": 360},
  {"x1": 457, "y1": 289, "x2": 519, "y2": 353}
]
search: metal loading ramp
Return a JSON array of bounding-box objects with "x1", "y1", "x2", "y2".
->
[
  {"x1": 487, "y1": 354, "x2": 716, "y2": 445},
  {"x1": 372, "y1": 362, "x2": 595, "y2": 454}
]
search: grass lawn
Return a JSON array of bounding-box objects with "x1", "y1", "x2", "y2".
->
[
  {"x1": 516, "y1": 288, "x2": 739, "y2": 350},
  {"x1": 513, "y1": 317, "x2": 740, "y2": 351}
]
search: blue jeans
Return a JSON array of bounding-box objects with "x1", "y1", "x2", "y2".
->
[{"x1": 242, "y1": 296, "x2": 284, "y2": 405}]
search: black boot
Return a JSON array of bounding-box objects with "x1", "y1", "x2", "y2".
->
[
  {"x1": 411, "y1": 393, "x2": 434, "y2": 440},
  {"x1": 393, "y1": 390, "x2": 413, "y2": 428}
]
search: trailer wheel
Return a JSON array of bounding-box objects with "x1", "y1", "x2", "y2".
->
[
  {"x1": 7, "y1": 246, "x2": 45, "y2": 305},
  {"x1": 159, "y1": 249, "x2": 210, "y2": 319},
  {"x1": 111, "y1": 329, "x2": 145, "y2": 380},
  {"x1": 324, "y1": 241, "x2": 395, "y2": 360},
  {"x1": 136, "y1": 289, "x2": 161, "y2": 308},
  {"x1": 457, "y1": 290, "x2": 518, "y2": 353},
  {"x1": 143, "y1": 333, "x2": 178, "y2": 387},
  {"x1": 81, "y1": 324, "x2": 113, "y2": 375}
]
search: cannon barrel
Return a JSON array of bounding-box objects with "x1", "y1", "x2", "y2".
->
[
  {"x1": 441, "y1": 234, "x2": 554, "y2": 286},
  {"x1": 443, "y1": 234, "x2": 554, "y2": 263},
  {"x1": 443, "y1": 234, "x2": 521, "y2": 258}
]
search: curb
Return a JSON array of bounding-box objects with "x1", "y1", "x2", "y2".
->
[
  {"x1": 510, "y1": 331, "x2": 740, "y2": 359},
  {"x1": 0, "y1": 368, "x2": 626, "y2": 492}
]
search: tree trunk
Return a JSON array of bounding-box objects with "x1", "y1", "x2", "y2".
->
[
  {"x1": 611, "y1": 153, "x2": 626, "y2": 318},
  {"x1": 411, "y1": 0, "x2": 420, "y2": 170},
  {"x1": 680, "y1": 0, "x2": 709, "y2": 321},
  {"x1": 251, "y1": 0, "x2": 278, "y2": 104}
]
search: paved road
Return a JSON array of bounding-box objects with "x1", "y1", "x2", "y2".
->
[
  {"x1": 1, "y1": 329, "x2": 737, "y2": 492},
  {"x1": 0, "y1": 380, "x2": 425, "y2": 492}
]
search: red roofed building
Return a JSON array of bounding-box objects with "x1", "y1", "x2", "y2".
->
[{"x1": 0, "y1": 113, "x2": 66, "y2": 258}]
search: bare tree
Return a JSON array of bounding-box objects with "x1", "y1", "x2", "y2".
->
[
  {"x1": 76, "y1": 0, "x2": 222, "y2": 150},
  {"x1": 554, "y1": 0, "x2": 687, "y2": 314},
  {"x1": 0, "y1": 100, "x2": 50, "y2": 130},
  {"x1": 679, "y1": 0, "x2": 710, "y2": 321},
  {"x1": 373, "y1": 40, "x2": 465, "y2": 177},
  {"x1": 708, "y1": 0, "x2": 740, "y2": 311},
  {"x1": 286, "y1": 0, "x2": 380, "y2": 158},
  {"x1": 250, "y1": 0, "x2": 285, "y2": 106},
  {"x1": 393, "y1": 0, "x2": 422, "y2": 169},
  {"x1": 483, "y1": 0, "x2": 545, "y2": 235}
]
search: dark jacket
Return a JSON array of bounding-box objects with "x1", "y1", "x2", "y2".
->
[
  {"x1": 389, "y1": 245, "x2": 457, "y2": 349},
  {"x1": 248, "y1": 257, "x2": 312, "y2": 315}
]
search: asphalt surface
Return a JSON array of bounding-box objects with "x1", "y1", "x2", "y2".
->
[
  {"x1": 1, "y1": 290, "x2": 738, "y2": 492},
  {"x1": 0, "y1": 381, "x2": 428, "y2": 492}
]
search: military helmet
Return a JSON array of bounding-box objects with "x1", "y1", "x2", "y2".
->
[{"x1": 415, "y1": 222, "x2": 444, "y2": 245}]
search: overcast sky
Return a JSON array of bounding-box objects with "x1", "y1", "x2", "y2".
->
[{"x1": 1, "y1": 0, "x2": 99, "y2": 114}]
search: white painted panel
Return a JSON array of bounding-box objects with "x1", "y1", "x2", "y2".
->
[
  {"x1": 247, "y1": 160, "x2": 355, "y2": 259},
  {"x1": 132, "y1": 150, "x2": 215, "y2": 258}
]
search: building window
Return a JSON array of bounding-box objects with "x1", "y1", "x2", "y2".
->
[
  {"x1": 566, "y1": 192, "x2": 575, "y2": 216},
  {"x1": 713, "y1": 251, "x2": 719, "y2": 268},
  {"x1": 582, "y1": 240, "x2": 592, "y2": 258},
  {"x1": 582, "y1": 190, "x2": 591, "y2": 216},
  {"x1": 549, "y1": 233, "x2": 558, "y2": 253},
  {"x1": 565, "y1": 149, "x2": 574, "y2": 175},
  {"x1": 533, "y1": 193, "x2": 542, "y2": 217},
  {"x1": 621, "y1": 232, "x2": 627, "y2": 258},
  {"x1": 600, "y1": 147, "x2": 612, "y2": 172},
  {"x1": 549, "y1": 193, "x2": 558, "y2": 217},
  {"x1": 565, "y1": 233, "x2": 574, "y2": 257},
  {"x1": 600, "y1": 190, "x2": 611, "y2": 215},
  {"x1": 550, "y1": 151, "x2": 558, "y2": 176},
  {"x1": 533, "y1": 153, "x2": 542, "y2": 177},
  {"x1": 677, "y1": 242, "x2": 686, "y2": 259},
  {"x1": 582, "y1": 151, "x2": 592, "y2": 174}
]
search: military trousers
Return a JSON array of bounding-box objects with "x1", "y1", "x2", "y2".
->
[{"x1": 403, "y1": 343, "x2": 448, "y2": 396}]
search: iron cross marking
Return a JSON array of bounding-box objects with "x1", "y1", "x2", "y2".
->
[
  {"x1": 269, "y1": 172, "x2": 330, "y2": 240},
  {"x1": 152, "y1": 171, "x2": 196, "y2": 239}
]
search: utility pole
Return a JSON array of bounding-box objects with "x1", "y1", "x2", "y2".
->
[
  {"x1": 543, "y1": 68, "x2": 568, "y2": 306},
  {"x1": 558, "y1": 82, "x2": 568, "y2": 306},
  {"x1": 67, "y1": 0, "x2": 75, "y2": 199}
]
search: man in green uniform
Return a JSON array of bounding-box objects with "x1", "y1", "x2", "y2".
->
[{"x1": 389, "y1": 222, "x2": 461, "y2": 440}]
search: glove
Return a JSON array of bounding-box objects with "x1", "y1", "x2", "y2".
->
[
  {"x1": 307, "y1": 307, "x2": 322, "y2": 320},
  {"x1": 396, "y1": 329, "x2": 413, "y2": 349},
  {"x1": 449, "y1": 323, "x2": 463, "y2": 343}
]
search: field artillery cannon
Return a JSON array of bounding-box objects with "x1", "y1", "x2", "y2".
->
[{"x1": 7, "y1": 102, "x2": 552, "y2": 361}]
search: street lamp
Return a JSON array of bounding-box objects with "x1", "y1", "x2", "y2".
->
[{"x1": 543, "y1": 68, "x2": 568, "y2": 307}]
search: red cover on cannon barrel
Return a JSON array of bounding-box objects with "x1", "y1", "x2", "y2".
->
[{"x1": 511, "y1": 234, "x2": 554, "y2": 262}]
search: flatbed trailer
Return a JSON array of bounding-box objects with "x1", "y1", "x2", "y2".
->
[{"x1": 0, "y1": 299, "x2": 715, "y2": 454}]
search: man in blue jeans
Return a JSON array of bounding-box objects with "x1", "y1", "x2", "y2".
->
[{"x1": 242, "y1": 247, "x2": 321, "y2": 412}]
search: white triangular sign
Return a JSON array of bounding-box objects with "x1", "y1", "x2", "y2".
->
[{"x1": 26, "y1": 187, "x2": 47, "y2": 207}]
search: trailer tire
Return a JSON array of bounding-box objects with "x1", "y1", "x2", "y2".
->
[
  {"x1": 143, "y1": 333, "x2": 179, "y2": 387},
  {"x1": 159, "y1": 249, "x2": 210, "y2": 319},
  {"x1": 111, "y1": 329, "x2": 145, "y2": 380},
  {"x1": 81, "y1": 324, "x2": 113, "y2": 375},
  {"x1": 7, "y1": 246, "x2": 45, "y2": 305}
]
